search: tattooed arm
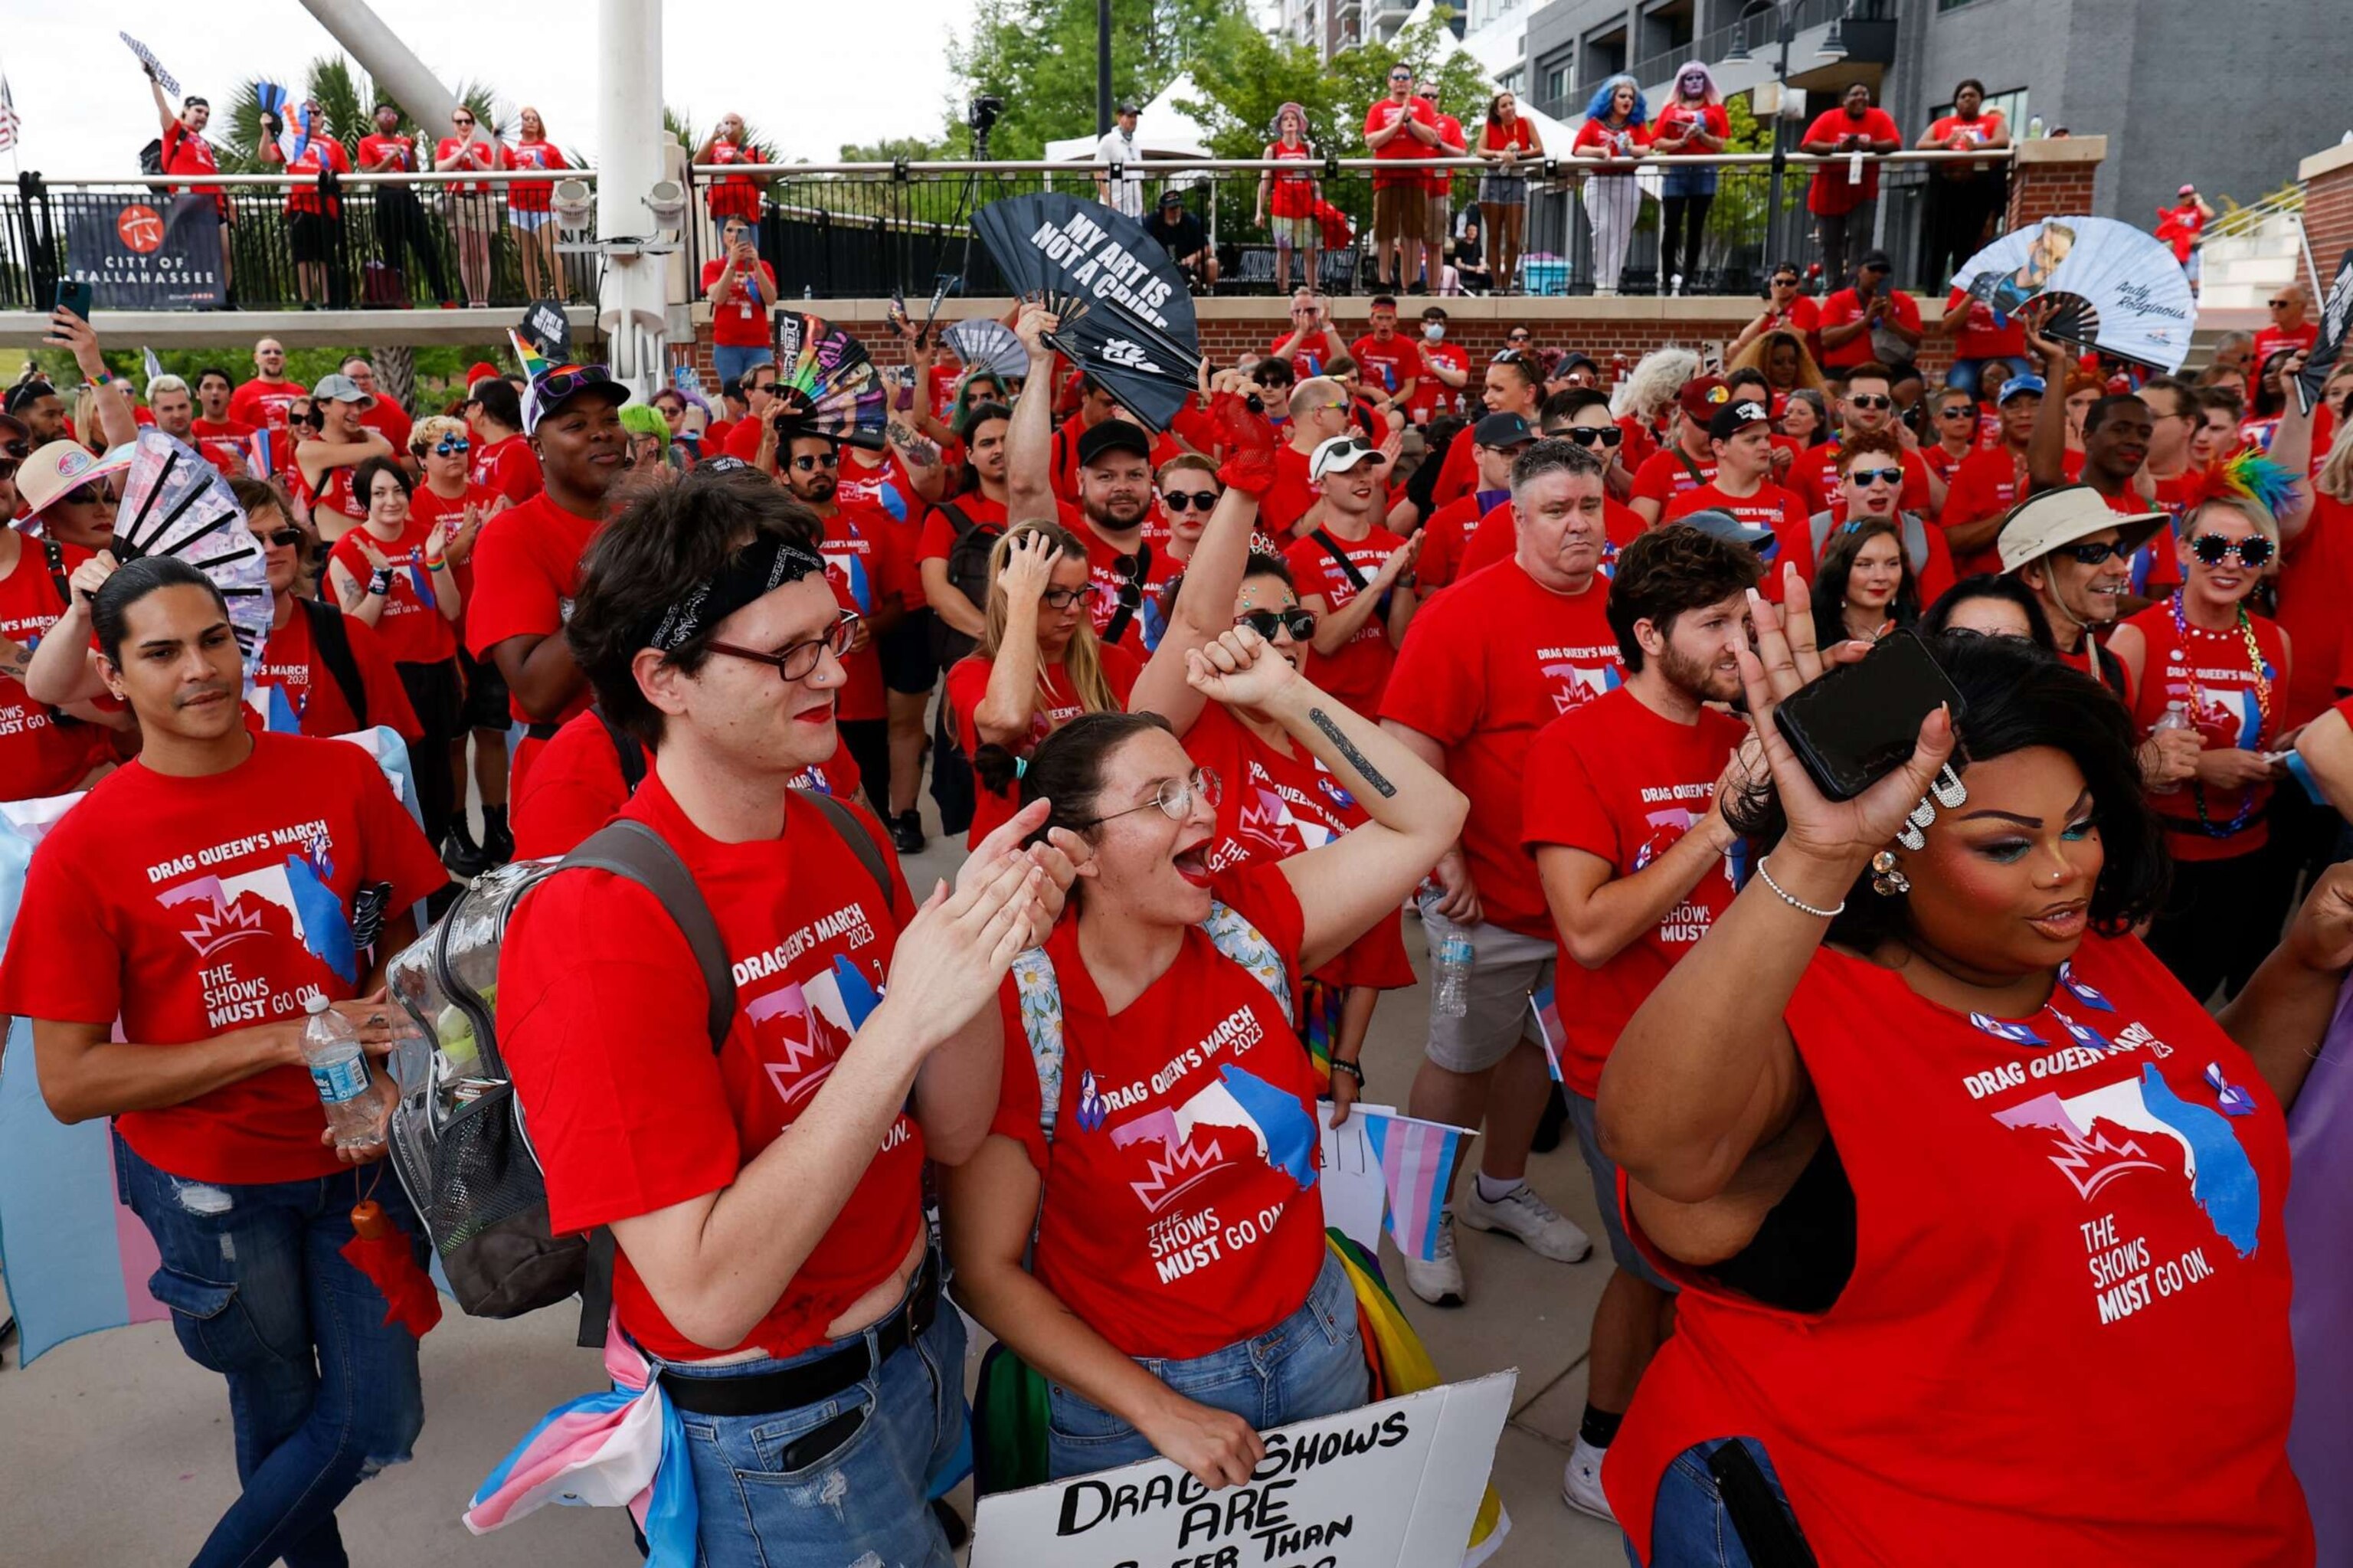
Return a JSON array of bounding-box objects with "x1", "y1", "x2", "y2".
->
[
  {"x1": 888, "y1": 419, "x2": 948, "y2": 504},
  {"x1": 1180, "y1": 628, "x2": 1467, "y2": 975}
]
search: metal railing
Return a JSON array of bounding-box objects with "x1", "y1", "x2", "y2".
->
[
  {"x1": 2, "y1": 169, "x2": 602, "y2": 314},
  {"x1": 0, "y1": 149, "x2": 2011, "y2": 315},
  {"x1": 2201, "y1": 185, "x2": 2304, "y2": 247}
]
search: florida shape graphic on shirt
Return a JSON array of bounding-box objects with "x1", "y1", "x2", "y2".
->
[
  {"x1": 157, "y1": 836, "x2": 356, "y2": 986},
  {"x1": 1540, "y1": 658, "x2": 1622, "y2": 715},
  {"x1": 1107, "y1": 1065, "x2": 1320, "y2": 1214},
  {"x1": 747, "y1": 957, "x2": 882, "y2": 1108}
]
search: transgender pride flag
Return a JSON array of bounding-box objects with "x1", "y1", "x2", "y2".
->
[
  {"x1": 1359, "y1": 1110, "x2": 1469, "y2": 1262},
  {"x1": 1527, "y1": 984, "x2": 1566, "y2": 1083}
]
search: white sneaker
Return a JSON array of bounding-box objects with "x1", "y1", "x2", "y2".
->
[
  {"x1": 1562, "y1": 1436, "x2": 1617, "y2": 1521},
  {"x1": 1461, "y1": 1180, "x2": 1594, "y2": 1263},
  {"x1": 1399, "y1": 1210, "x2": 1466, "y2": 1306}
]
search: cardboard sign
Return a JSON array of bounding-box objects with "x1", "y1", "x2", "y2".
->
[{"x1": 971, "y1": 1372, "x2": 1517, "y2": 1568}]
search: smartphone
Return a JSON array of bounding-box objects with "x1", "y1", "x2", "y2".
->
[
  {"x1": 54, "y1": 279, "x2": 93, "y2": 321},
  {"x1": 1773, "y1": 630, "x2": 1968, "y2": 801}
]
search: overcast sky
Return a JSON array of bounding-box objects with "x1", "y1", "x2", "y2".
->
[{"x1": 1, "y1": 2, "x2": 967, "y2": 173}]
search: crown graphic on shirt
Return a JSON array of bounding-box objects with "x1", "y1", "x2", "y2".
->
[
  {"x1": 181, "y1": 899, "x2": 266, "y2": 957},
  {"x1": 2039, "y1": 1124, "x2": 2166, "y2": 1202},
  {"x1": 1127, "y1": 1136, "x2": 1227, "y2": 1213}
]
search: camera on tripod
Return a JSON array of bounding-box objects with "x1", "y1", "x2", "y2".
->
[{"x1": 968, "y1": 95, "x2": 1005, "y2": 136}]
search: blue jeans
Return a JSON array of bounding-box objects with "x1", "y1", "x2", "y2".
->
[
  {"x1": 1045, "y1": 1251, "x2": 1367, "y2": 1478},
  {"x1": 1947, "y1": 354, "x2": 2030, "y2": 398},
  {"x1": 114, "y1": 1133, "x2": 429, "y2": 1568},
  {"x1": 710, "y1": 344, "x2": 774, "y2": 387},
  {"x1": 1626, "y1": 1437, "x2": 1804, "y2": 1567},
  {"x1": 656, "y1": 1275, "x2": 967, "y2": 1568}
]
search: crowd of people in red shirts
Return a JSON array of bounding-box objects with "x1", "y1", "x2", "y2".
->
[{"x1": 4, "y1": 214, "x2": 2352, "y2": 1568}]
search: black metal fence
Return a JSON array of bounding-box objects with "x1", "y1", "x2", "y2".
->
[{"x1": 0, "y1": 152, "x2": 2009, "y2": 314}]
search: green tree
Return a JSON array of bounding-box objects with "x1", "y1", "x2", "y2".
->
[{"x1": 944, "y1": 0, "x2": 1236, "y2": 160}]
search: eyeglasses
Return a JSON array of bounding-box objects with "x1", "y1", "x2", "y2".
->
[
  {"x1": 790, "y1": 453, "x2": 839, "y2": 471},
  {"x1": 1846, "y1": 466, "x2": 1905, "y2": 487},
  {"x1": 431, "y1": 436, "x2": 471, "y2": 456},
  {"x1": 2190, "y1": 532, "x2": 2274, "y2": 568},
  {"x1": 1162, "y1": 489, "x2": 1219, "y2": 512},
  {"x1": 1847, "y1": 394, "x2": 1892, "y2": 411},
  {"x1": 703, "y1": 611, "x2": 861, "y2": 682},
  {"x1": 1075, "y1": 766, "x2": 1223, "y2": 829},
  {"x1": 265, "y1": 528, "x2": 305, "y2": 548},
  {"x1": 2057, "y1": 540, "x2": 2126, "y2": 565},
  {"x1": 1039, "y1": 584, "x2": 1101, "y2": 611},
  {"x1": 1236, "y1": 607, "x2": 1317, "y2": 641},
  {"x1": 1559, "y1": 425, "x2": 1622, "y2": 449}
]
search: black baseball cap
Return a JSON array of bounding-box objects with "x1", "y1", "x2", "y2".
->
[
  {"x1": 1473, "y1": 411, "x2": 1534, "y2": 448},
  {"x1": 1160, "y1": 190, "x2": 1185, "y2": 207},
  {"x1": 1857, "y1": 250, "x2": 1893, "y2": 273},
  {"x1": 1077, "y1": 418, "x2": 1153, "y2": 466},
  {"x1": 1709, "y1": 398, "x2": 1772, "y2": 442}
]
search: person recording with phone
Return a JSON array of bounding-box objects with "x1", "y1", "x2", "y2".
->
[
  {"x1": 1594, "y1": 584, "x2": 2328, "y2": 1564},
  {"x1": 700, "y1": 216, "x2": 779, "y2": 388}
]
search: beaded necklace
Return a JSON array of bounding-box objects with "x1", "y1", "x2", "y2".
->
[{"x1": 2168, "y1": 590, "x2": 2273, "y2": 839}]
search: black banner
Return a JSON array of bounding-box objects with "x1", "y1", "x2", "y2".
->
[
  {"x1": 63, "y1": 194, "x2": 224, "y2": 310},
  {"x1": 2296, "y1": 247, "x2": 2352, "y2": 417}
]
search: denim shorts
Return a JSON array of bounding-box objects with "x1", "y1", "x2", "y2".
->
[
  {"x1": 1567, "y1": 1091, "x2": 1676, "y2": 1291},
  {"x1": 1628, "y1": 1437, "x2": 1805, "y2": 1568},
  {"x1": 653, "y1": 1269, "x2": 967, "y2": 1568},
  {"x1": 1046, "y1": 1250, "x2": 1368, "y2": 1479}
]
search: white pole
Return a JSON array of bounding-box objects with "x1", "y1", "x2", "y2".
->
[
  {"x1": 596, "y1": 0, "x2": 668, "y2": 398},
  {"x1": 295, "y1": 0, "x2": 469, "y2": 141}
]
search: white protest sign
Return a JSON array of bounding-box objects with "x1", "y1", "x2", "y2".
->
[
  {"x1": 972, "y1": 1372, "x2": 1517, "y2": 1568},
  {"x1": 1317, "y1": 1101, "x2": 1392, "y2": 1259}
]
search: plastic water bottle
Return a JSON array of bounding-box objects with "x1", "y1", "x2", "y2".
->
[
  {"x1": 1432, "y1": 931, "x2": 1474, "y2": 1018},
  {"x1": 2149, "y1": 701, "x2": 2193, "y2": 794},
  {"x1": 303, "y1": 995, "x2": 376, "y2": 1151}
]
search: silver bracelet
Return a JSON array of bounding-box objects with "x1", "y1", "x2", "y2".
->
[{"x1": 1754, "y1": 854, "x2": 1846, "y2": 919}]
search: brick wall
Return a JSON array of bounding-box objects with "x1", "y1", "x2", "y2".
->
[
  {"x1": 2299, "y1": 143, "x2": 2353, "y2": 298},
  {"x1": 685, "y1": 291, "x2": 1961, "y2": 389},
  {"x1": 2004, "y1": 136, "x2": 2106, "y2": 231}
]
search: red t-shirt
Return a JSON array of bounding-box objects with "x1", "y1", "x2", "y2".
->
[
  {"x1": 0, "y1": 537, "x2": 108, "y2": 800},
  {"x1": 989, "y1": 862, "x2": 1325, "y2": 1359},
  {"x1": 1379, "y1": 560, "x2": 1622, "y2": 939},
  {"x1": 1816, "y1": 286, "x2": 1925, "y2": 369},
  {"x1": 251, "y1": 601, "x2": 421, "y2": 741},
  {"x1": 436, "y1": 135, "x2": 496, "y2": 195},
  {"x1": 1455, "y1": 493, "x2": 1646, "y2": 583},
  {"x1": 1664, "y1": 480, "x2": 1815, "y2": 578},
  {"x1": 1284, "y1": 526, "x2": 1409, "y2": 718},
  {"x1": 1268, "y1": 329, "x2": 1341, "y2": 381},
  {"x1": 1802, "y1": 106, "x2": 1902, "y2": 212},
  {"x1": 1630, "y1": 446, "x2": 1717, "y2": 512},
  {"x1": 945, "y1": 641, "x2": 1143, "y2": 848},
  {"x1": 1520, "y1": 689, "x2": 1747, "y2": 1095},
  {"x1": 833, "y1": 447, "x2": 919, "y2": 531},
  {"x1": 1795, "y1": 441, "x2": 1935, "y2": 519},
  {"x1": 701, "y1": 137, "x2": 764, "y2": 220},
  {"x1": 1364, "y1": 97, "x2": 1438, "y2": 188},
  {"x1": 1078, "y1": 525, "x2": 1180, "y2": 650},
  {"x1": 1572, "y1": 119, "x2": 1653, "y2": 160},
  {"x1": 1941, "y1": 444, "x2": 2031, "y2": 575},
  {"x1": 470, "y1": 432, "x2": 543, "y2": 506},
  {"x1": 818, "y1": 504, "x2": 920, "y2": 723},
  {"x1": 1259, "y1": 444, "x2": 1319, "y2": 536},
  {"x1": 1349, "y1": 332, "x2": 1424, "y2": 401},
  {"x1": 1405, "y1": 340, "x2": 1469, "y2": 427},
  {"x1": 1425, "y1": 112, "x2": 1465, "y2": 195},
  {"x1": 188, "y1": 415, "x2": 258, "y2": 478},
  {"x1": 2155, "y1": 201, "x2": 2207, "y2": 264},
  {"x1": 502, "y1": 139, "x2": 569, "y2": 211},
  {"x1": 2252, "y1": 322, "x2": 2319, "y2": 365},
  {"x1": 1944, "y1": 287, "x2": 2028, "y2": 361},
  {"x1": 2123, "y1": 602, "x2": 2288, "y2": 862},
  {"x1": 355, "y1": 130, "x2": 420, "y2": 175},
  {"x1": 407, "y1": 480, "x2": 498, "y2": 612},
  {"x1": 229, "y1": 378, "x2": 303, "y2": 434},
  {"x1": 1653, "y1": 101, "x2": 1730, "y2": 154},
  {"x1": 0, "y1": 733, "x2": 447, "y2": 1184},
  {"x1": 699, "y1": 257, "x2": 779, "y2": 349},
  {"x1": 162, "y1": 121, "x2": 227, "y2": 216},
  {"x1": 915, "y1": 493, "x2": 1084, "y2": 564},
  {"x1": 2274, "y1": 491, "x2": 2353, "y2": 727},
  {"x1": 1606, "y1": 934, "x2": 2306, "y2": 1564},
  {"x1": 1415, "y1": 490, "x2": 1507, "y2": 592},
  {"x1": 329, "y1": 520, "x2": 459, "y2": 666},
  {"x1": 465, "y1": 493, "x2": 603, "y2": 787},
  {"x1": 355, "y1": 398, "x2": 412, "y2": 453},
  {"x1": 1266, "y1": 140, "x2": 1318, "y2": 218},
  {"x1": 498, "y1": 771, "x2": 918, "y2": 1362},
  {"x1": 281, "y1": 136, "x2": 352, "y2": 216}
]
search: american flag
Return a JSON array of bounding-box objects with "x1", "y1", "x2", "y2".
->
[{"x1": 0, "y1": 77, "x2": 21, "y2": 155}]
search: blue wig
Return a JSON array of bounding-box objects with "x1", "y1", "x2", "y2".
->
[{"x1": 1585, "y1": 74, "x2": 1649, "y2": 126}]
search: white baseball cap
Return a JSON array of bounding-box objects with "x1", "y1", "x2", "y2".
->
[{"x1": 1310, "y1": 434, "x2": 1385, "y2": 482}]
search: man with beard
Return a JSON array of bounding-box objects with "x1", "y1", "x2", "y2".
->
[
  {"x1": 1006, "y1": 306, "x2": 1173, "y2": 649},
  {"x1": 781, "y1": 427, "x2": 918, "y2": 804},
  {"x1": 1523, "y1": 522, "x2": 1760, "y2": 1523},
  {"x1": 1379, "y1": 440, "x2": 1623, "y2": 1308},
  {"x1": 229, "y1": 338, "x2": 303, "y2": 435}
]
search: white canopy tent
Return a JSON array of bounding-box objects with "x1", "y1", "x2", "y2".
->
[{"x1": 1044, "y1": 73, "x2": 1216, "y2": 162}]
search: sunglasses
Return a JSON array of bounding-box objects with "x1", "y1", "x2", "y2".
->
[
  {"x1": 2057, "y1": 539, "x2": 2126, "y2": 565},
  {"x1": 791, "y1": 453, "x2": 839, "y2": 471},
  {"x1": 431, "y1": 436, "x2": 471, "y2": 456},
  {"x1": 1847, "y1": 394, "x2": 1892, "y2": 411},
  {"x1": 1771, "y1": 276, "x2": 1800, "y2": 287},
  {"x1": 265, "y1": 528, "x2": 305, "y2": 548},
  {"x1": 1559, "y1": 425, "x2": 1622, "y2": 449},
  {"x1": 1935, "y1": 405, "x2": 1977, "y2": 419},
  {"x1": 1162, "y1": 489, "x2": 1219, "y2": 512},
  {"x1": 704, "y1": 611, "x2": 860, "y2": 682},
  {"x1": 1075, "y1": 766, "x2": 1223, "y2": 829},
  {"x1": 1846, "y1": 466, "x2": 1905, "y2": 487},
  {"x1": 0, "y1": 459, "x2": 16, "y2": 483},
  {"x1": 2268, "y1": 298, "x2": 2292, "y2": 308},
  {"x1": 1507, "y1": 332, "x2": 1532, "y2": 342},
  {"x1": 290, "y1": 410, "x2": 324, "y2": 427},
  {"x1": 1236, "y1": 607, "x2": 1317, "y2": 642},
  {"x1": 453, "y1": 116, "x2": 475, "y2": 126},
  {"x1": 61, "y1": 482, "x2": 113, "y2": 506},
  {"x1": 2190, "y1": 532, "x2": 2274, "y2": 568}
]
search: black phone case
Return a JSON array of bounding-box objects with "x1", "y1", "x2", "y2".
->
[{"x1": 1773, "y1": 631, "x2": 1968, "y2": 802}]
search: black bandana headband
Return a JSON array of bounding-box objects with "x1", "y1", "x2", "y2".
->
[{"x1": 643, "y1": 533, "x2": 828, "y2": 654}]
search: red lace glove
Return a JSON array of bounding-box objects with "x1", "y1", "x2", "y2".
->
[{"x1": 1212, "y1": 391, "x2": 1279, "y2": 499}]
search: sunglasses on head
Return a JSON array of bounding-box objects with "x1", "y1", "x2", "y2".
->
[
  {"x1": 1559, "y1": 425, "x2": 1622, "y2": 449},
  {"x1": 791, "y1": 452, "x2": 839, "y2": 470},
  {"x1": 2191, "y1": 532, "x2": 2273, "y2": 568},
  {"x1": 1162, "y1": 489, "x2": 1219, "y2": 512},
  {"x1": 1847, "y1": 466, "x2": 1904, "y2": 487},
  {"x1": 538, "y1": 365, "x2": 615, "y2": 404},
  {"x1": 1236, "y1": 607, "x2": 1317, "y2": 642},
  {"x1": 1848, "y1": 393, "x2": 1892, "y2": 411}
]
